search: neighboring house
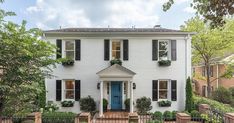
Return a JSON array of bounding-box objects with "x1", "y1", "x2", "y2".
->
[
  {"x1": 193, "y1": 54, "x2": 234, "y2": 97},
  {"x1": 43, "y1": 27, "x2": 193, "y2": 116}
]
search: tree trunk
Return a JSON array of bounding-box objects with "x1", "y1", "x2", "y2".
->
[{"x1": 206, "y1": 63, "x2": 212, "y2": 98}]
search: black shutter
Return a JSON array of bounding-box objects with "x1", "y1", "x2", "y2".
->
[
  {"x1": 171, "y1": 40, "x2": 177, "y2": 61},
  {"x1": 152, "y1": 40, "x2": 158, "y2": 61},
  {"x1": 123, "y1": 39, "x2": 129, "y2": 60},
  {"x1": 75, "y1": 39, "x2": 81, "y2": 60},
  {"x1": 75, "y1": 80, "x2": 80, "y2": 101},
  {"x1": 56, "y1": 39, "x2": 62, "y2": 59},
  {"x1": 104, "y1": 39, "x2": 110, "y2": 61},
  {"x1": 56, "y1": 80, "x2": 62, "y2": 101},
  {"x1": 171, "y1": 80, "x2": 177, "y2": 101},
  {"x1": 152, "y1": 80, "x2": 158, "y2": 101}
]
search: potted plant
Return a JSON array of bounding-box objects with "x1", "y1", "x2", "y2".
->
[
  {"x1": 103, "y1": 98, "x2": 108, "y2": 112},
  {"x1": 124, "y1": 98, "x2": 130, "y2": 111},
  {"x1": 158, "y1": 100, "x2": 171, "y2": 107},
  {"x1": 61, "y1": 100, "x2": 74, "y2": 107},
  {"x1": 158, "y1": 60, "x2": 171, "y2": 66},
  {"x1": 110, "y1": 59, "x2": 122, "y2": 66},
  {"x1": 62, "y1": 58, "x2": 74, "y2": 66}
]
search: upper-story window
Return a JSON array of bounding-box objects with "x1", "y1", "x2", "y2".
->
[
  {"x1": 111, "y1": 41, "x2": 121, "y2": 59},
  {"x1": 159, "y1": 80, "x2": 168, "y2": 99},
  {"x1": 202, "y1": 67, "x2": 206, "y2": 76},
  {"x1": 64, "y1": 80, "x2": 75, "y2": 100},
  {"x1": 65, "y1": 41, "x2": 75, "y2": 60},
  {"x1": 158, "y1": 40, "x2": 169, "y2": 60},
  {"x1": 210, "y1": 66, "x2": 214, "y2": 77}
]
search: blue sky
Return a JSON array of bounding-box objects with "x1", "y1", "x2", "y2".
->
[{"x1": 1, "y1": 0, "x2": 196, "y2": 30}]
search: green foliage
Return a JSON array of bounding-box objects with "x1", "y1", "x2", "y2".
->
[
  {"x1": 157, "y1": 100, "x2": 171, "y2": 107},
  {"x1": 185, "y1": 77, "x2": 194, "y2": 112},
  {"x1": 42, "y1": 112, "x2": 76, "y2": 123},
  {"x1": 110, "y1": 59, "x2": 122, "y2": 66},
  {"x1": 171, "y1": 111, "x2": 177, "y2": 120},
  {"x1": 79, "y1": 96, "x2": 96, "y2": 112},
  {"x1": 153, "y1": 111, "x2": 163, "y2": 120},
  {"x1": 158, "y1": 60, "x2": 171, "y2": 66},
  {"x1": 136, "y1": 97, "x2": 152, "y2": 114},
  {"x1": 124, "y1": 98, "x2": 130, "y2": 111},
  {"x1": 190, "y1": 110, "x2": 201, "y2": 118},
  {"x1": 37, "y1": 81, "x2": 46, "y2": 109},
  {"x1": 194, "y1": 95, "x2": 234, "y2": 112},
  {"x1": 61, "y1": 101, "x2": 74, "y2": 107},
  {"x1": 43, "y1": 102, "x2": 59, "y2": 113},
  {"x1": 103, "y1": 98, "x2": 108, "y2": 111},
  {"x1": 61, "y1": 58, "x2": 74, "y2": 66},
  {"x1": 163, "y1": 111, "x2": 172, "y2": 120},
  {"x1": 163, "y1": 0, "x2": 234, "y2": 27},
  {"x1": 212, "y1": 86, "x2": 232, "y2": 104},
  {"x1": 229, "y1": 87, "x2": 234, "y2": 97}
]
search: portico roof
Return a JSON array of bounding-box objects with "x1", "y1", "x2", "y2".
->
[{"x1": 96, "y1": 64, "x2": 136, "y2": 80}]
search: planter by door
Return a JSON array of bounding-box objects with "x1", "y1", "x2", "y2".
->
[{"x1": 111, "y1": 82, "x2": 122, "y2": 110}]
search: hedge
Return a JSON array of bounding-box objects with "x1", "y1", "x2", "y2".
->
[{"x1": 194, "y1": 96, "x2": 234, "y2": 113}]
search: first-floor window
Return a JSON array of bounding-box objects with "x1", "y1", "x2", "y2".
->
[
  {"x1": 65, "y1": 80, "x2": 75, "y2": 99},
  {"x1": 159, "y1": 80, "x2": 168, "y2": 99}
]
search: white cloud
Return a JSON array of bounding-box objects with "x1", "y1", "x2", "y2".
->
[
  {"x1": 25, "y1": 0, "x2": 164, "y2": 29},
  {"x1": 183, "y1": 6, "x2": 196, "y2": 13}
]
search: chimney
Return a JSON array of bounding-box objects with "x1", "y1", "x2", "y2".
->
[{"x1": 154, "y1": 25, "x2": 161, "y2": 28}]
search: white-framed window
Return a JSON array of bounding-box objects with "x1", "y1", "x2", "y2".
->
[
  {"x1": 64, "y1": 41, "x2": 75, "y2": 60},
  {"x1": 158, "y1": 40, "x2": 169, "y2": 60},
  {"x1": 64, "y1": 80, "x2": 75, "y2": 100},
  {"x1": 158, "y1": 80, "x2": 169, "y2": 99},
  {"x1": 111, "y1": 40, "x2": 121, "y2": 59}
]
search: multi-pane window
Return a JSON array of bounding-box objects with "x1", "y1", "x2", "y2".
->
[
  {"x1": 159, "y1": 80, "x2": 168, "y2": 99},
  {"x1": 202, "y1": 67, "x2": 206, "y2": 76},
  {"x1": 112, "y1": 41, "x2": 121, "y2": 59},
  {"x1": 210, "y1": 66, "x2": 213, "y2": 77},
  {"x1": 65, "y1": 41, "x2": 75, "y2": 60},
  {"x1": 65, "y1": 80, "x2": 75, "y2": 99},
  {"x1": 158, "y1": 40, "x2": 169, "y2": 60}
]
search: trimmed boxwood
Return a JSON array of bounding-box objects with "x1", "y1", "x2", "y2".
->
[
  {"x1": 136, "y1": 97, "x2": 152, "y2": 114},
  {"x1": 42, "y1": 112, "x2": 76, "y2": 123},
  {"x1": 79, "y1": 96, "x2": 96, "y2": 112},
  {"x1": 153, "y1": 111, "x2": 163, "y2": 120},
  {"x1": 163, "y1": 111, "x2": 172, "y2": 121}
]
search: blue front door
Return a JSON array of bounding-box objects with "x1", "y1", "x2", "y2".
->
[{"x1": 111, "y1": 82, "x2": 122, "y2": 110}]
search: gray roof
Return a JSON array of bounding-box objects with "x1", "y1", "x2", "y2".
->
[{"x1": 44, "y1": 27, "x2": 188, "y2": 33}]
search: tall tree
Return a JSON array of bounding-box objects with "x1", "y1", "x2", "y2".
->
[
  {"x1": 0, "y1": 1, "x2": 59, "y2": 118},
  {"x1": 181, "y1": 17, "x2": 234, "y2": 97},
  {"x1": 163, "y1": 0, "x2": 234, "y2": 28}
]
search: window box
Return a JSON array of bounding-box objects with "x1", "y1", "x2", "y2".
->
[
  {"x1": 61, "y1": 100, "x2": 74, "y2": 107},
  {"x1": 110, "y1": 59, "x2": 122, "y2": 66},
  {"x1": 158, "y1": 60, "x2": 171, "y2": 66},
  {"x1": 158, "y1": 100, "x2": 171, "y2": 107},
  {"x1": 62, "y1": 59, "x2": 74, "y2": 66}
]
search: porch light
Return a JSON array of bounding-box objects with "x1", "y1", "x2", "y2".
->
[
  {"x1": 133, "y1": 83, "x2": 136, "y2": 89},
  {"x1": 97, "y1": 83, "x2": 100, "y2": 89}
]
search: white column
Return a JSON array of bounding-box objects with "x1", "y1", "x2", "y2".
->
[
  {"x1": 100, "y1": 81, "x2": 103, "y2": 117},
  {"x1": 130, "y1": 81, "x2": 134, "y2": 113}
]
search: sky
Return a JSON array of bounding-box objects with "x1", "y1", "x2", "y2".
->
[{"x1": 1, "y1": 0, "x2": 196, "y2": 30}]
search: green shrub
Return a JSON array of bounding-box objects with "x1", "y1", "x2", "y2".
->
[
  {"x1": 136, "y1": 97, "x2": 152, "y2": 114},
  {"x1": 158, "y1": 60, "x2": 171, "y2": 66},
  {"x1": 185, "y1": 77, "x2": 194, "y2": 112},
  {"x1": 171, "y1": 111, "x2": 177, "y2": 120},
  {"x1": 124, "y1": 98, "x2": 130, "y2": 111},
  {"x1": 163, "y1": 111, "x2": 172, "y2": 120},
  {"x1": 153, "y1": 111, "x2": 163, "y2": 120},
  {"x1": 42, "y1": 112, "x2": 76, "y2": 123},
  {"x1": 212, "y1": 86, "x2": 232, "y2": 104},
  {"x1": 43, "y1": 102, "x2": 59, "y2": 112},
  {"x1": 194, "y1": 95, "x2": 234, "y2": 113},
  {"x1": 147, "y1": 120, "x2": 162, "y2": 123},
  {"x1": 79, "y1": 96, "x2": 96, "y2": 112},
  {"x1": 229, "y1": 87, "x2": 234, "y2": 97},
  {"x1": 103, "y1": 98, "x2": 108, "y2": 111},
  {"x1": 190, "y1": 110, "x2": 201, "y2": 118}
]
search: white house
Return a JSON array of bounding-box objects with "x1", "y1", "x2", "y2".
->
[{"x1": 43, "y1": 27, "x2": 193, "y2": 116}]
